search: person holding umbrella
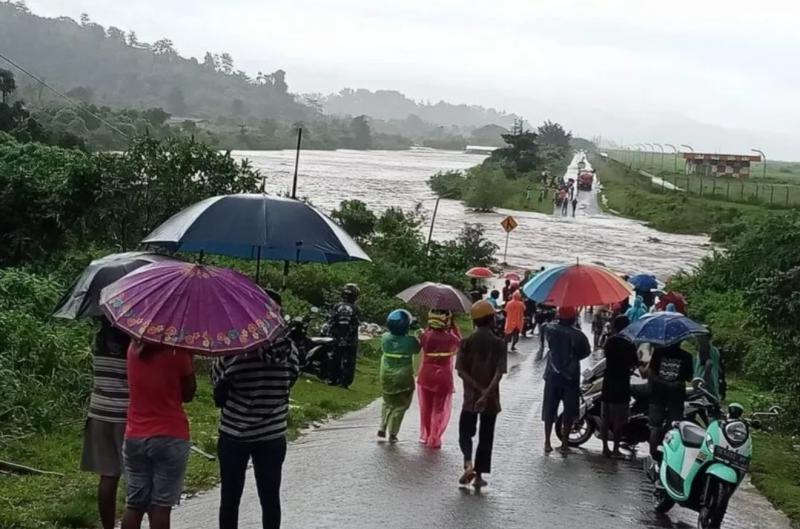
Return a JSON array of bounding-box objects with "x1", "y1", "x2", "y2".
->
[
  {"x1": 211, "y1": 289, "x2": 300, "y2": 529},
  {"x1": 100, "y1": 262, "x2": 286, "y2": 529},
  {"x1": 417, "y1": 310, "x2": 461, "y2": 449}
]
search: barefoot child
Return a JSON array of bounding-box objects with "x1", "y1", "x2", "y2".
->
[{"x1": 456, "y1": 301, "x2": 507, "y2": 488}]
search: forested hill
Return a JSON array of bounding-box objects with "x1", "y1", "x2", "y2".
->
[
  {"x1": 0, "y1": 2, "x2": 312, "y2": 120},
  {"x1": 321, "y1": 89, "x2": 518, "y2": 128}
]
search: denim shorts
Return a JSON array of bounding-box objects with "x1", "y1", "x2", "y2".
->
[{"x1": 123, "y1": 437, "x2": 190, "y2": 510}]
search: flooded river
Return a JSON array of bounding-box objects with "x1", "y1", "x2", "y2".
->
[{"x1": 236, "y1": 148, "x2": 710, "y2": 278}]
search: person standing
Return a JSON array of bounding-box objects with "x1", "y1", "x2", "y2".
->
[
  {"x1": 417, "y1": 311, "x2": 461, "y2": 449},
  {"x1": 600, "y1": 316, "x2": 639, "y2": 458},
  {"x1": 81, "y1": 317, "x2": 131, "y2": 529},
  {"x1": 542, "y1": 306, "x2": 591, "y2": 454},
  {"x1": 327, "y1": 283, "x2": 361, "y2": 388},
  {"x1": 571, "y1": 197, "x2": 578, "y2": 217},
  {"x1": 378, "y1": 310, "x2": 420, "y2": 443},
  {"x1": 624, "y1": 296, "x2": 647, "y2": 322},
  {"x1": 468, "y1": 278, "x2": 483, "y2": 303},
  {"x1": 647, "y1": 342, "x2": 694, "y2": 460},
  {"x1": 211, "y1": 305, "x2": 299, "y2": 529},
  {"x1": 503, "y1": 291, "x2": 525, "y2": 352},
  {"x1": 457, "y1": 301, "x2": 507, "y2": 488},
  {"x1": 501, "y1": 279, "x2": 512, "y2": 303},
  {"x1": 121, "y1": 344, "x2": 196, "y2": 529},
  {"x1": 694, "y1": 331, "x2": 723, "y2": 401}
]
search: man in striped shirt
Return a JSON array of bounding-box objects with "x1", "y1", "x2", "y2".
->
[
  {"x1": 81, "y1": 317, "x2": 130, "y2": 529},
  {"x1": 211, "y1": 326, "x2": 300, "y2": 529}
]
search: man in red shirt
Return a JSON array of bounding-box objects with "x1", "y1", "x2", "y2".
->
[{"x1": 121, "y1": 343, "x2": 196, "y2": 529}]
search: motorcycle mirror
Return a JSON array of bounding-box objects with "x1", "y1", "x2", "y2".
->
[
  {"x1": 691, "y1": 377, "x2": 706, "y2": 390},
  {"x1": 284, "y1": 314, "x2": 292, "y2": 322},
  {"x1": 310, "y1": 306, "x2": 320, "y2": 314},
  {"x1": 728, "y1": 403, "x2": 745, "y2": 419},
  {"x1": 769, "y1": 405, "x2": 783, "y2": 415}
]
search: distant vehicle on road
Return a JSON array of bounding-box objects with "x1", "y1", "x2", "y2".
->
[{"x1": 578, "y1": 170, "x2": 594, "y2": 191}]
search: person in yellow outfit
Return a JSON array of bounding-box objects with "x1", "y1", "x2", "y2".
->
[{"x1": 378, "y1": 309, "x2": 420, "y2": 443}]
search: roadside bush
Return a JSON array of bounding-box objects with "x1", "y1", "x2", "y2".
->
[{"x1": 428, "y1": 170, "x2": 465, "y2": 199}]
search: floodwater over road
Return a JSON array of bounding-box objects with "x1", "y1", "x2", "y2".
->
[
  {"x1": 236, "y1": 148, "x2": 711, "y2": 279},
  {"x1": 172, "y1": 337, "x2": 790, "y2": 529}
]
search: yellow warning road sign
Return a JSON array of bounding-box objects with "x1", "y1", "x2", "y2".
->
[{"x1": 501, "y1": 215, "x2": 518, "y2": 233}]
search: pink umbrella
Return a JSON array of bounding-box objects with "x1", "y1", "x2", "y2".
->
[
  {"x1": 100, "y1": 262, "x2": 285, "y2": 356},
  {"x1": 396, "y1": 282, "x2": 472, "y2": 313},
  {"x1": 504, "y1": 271, "x2": 522, "y2": 282},
  {"x1": 466, "y1": 267, "x2": 493, "y2": 279}
]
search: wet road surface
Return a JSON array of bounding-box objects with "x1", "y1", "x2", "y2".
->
[{"x1": 171, "y1": 334, "x2": 790, "y2": 529}]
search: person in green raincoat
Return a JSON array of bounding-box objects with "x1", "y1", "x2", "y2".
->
[
  {"x1": 378, "y1": 309, "x2": 420, "y2": 443},
  {"x1": 694, "y1": 331, "x2": 722, "y2": 401}
]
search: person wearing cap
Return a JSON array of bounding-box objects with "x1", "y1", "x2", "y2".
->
[
  {"x1": 456, "y1": 300, "x2": 507, "y2": 488},
  {"x1": 542, "y1": 305, "x2": 591, "y2": 454},
  {"x1": 417, "y1": 310, "x2": 461, "y2": 449},
  {"x1": 378, "y1": 309, "x2": 420, "y2": 443}
]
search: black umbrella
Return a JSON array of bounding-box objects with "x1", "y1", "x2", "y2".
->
[{"x1": 53, "y1": 251, "x2": 172, "y2": 319}]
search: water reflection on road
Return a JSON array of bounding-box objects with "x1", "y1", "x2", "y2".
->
[{"x1": 238, "y1": 148, "x2": 710, "y2": 279}]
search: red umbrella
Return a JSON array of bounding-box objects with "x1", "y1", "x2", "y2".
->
[
  {"x1": 466, "y1": 267, "x2": 493, "y2": 279},
  {"x1": 503, "y1": 271, "x2": 522, "y2": 282},
  {"x1": 396, "y1": 282, "x2": 472, "y2": 313},
  {"x1": 656, "y1": 291, "x2": 687, "y2": 314}
]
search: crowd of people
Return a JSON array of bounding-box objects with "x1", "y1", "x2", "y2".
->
[{"x1": 79, "y1": 269, "x2": 724, "y2": 529}]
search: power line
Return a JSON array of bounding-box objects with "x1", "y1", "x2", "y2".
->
[{"x1": 0, "y1": 50, "x2": 130, "y2": 139}]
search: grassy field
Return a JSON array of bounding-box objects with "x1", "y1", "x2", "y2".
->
[
  {"x1": 591, "y1": 153, "x2": 773, "y2": 238},
  {"x1": 724, "y1": 378, "x2": 800, "y2": 527},
  {"x1": 603, "y1": 150, "x2": 800, "y2": 208},
  {"x1": 0, "y1": 348, "x2": 382, "y2": 529}
]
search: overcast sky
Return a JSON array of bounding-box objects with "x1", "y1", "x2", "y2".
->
[{"x1": 26, "y1": 0, "x2": 800, "y2": 158}]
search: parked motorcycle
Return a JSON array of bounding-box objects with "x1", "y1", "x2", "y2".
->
[
  {"x1": 555, "y1": 358, "x2": 717, "y2": 447},
  {"x1": 645, "y1": 379, "x2": 780, "y2": 529},
  {"x1": 286, "y1": 307, "x2": 336, "y2": 383}
]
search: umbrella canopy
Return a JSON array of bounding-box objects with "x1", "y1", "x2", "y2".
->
[
  {"x1": 620, "y1": 312, "x2": 708, "y2": 347},
  {"x1": 142, "y1": 194, "x2": 370, "y2": 264},
  {"x1": 100, "y1": 261, "x2": 285, "y2": 355},
  {"x1": 629, "y1": 273, "x2": 659, "y2": 291},
  {"x1": 396, "y1": 282, "x2": 472, "y2": 313},
  {"x1": 466, "y1": 267, "x2": 493, "y2": 279},
  {"x1": 53, "y1": 252, "x2": 172, "y2": 319},
  {"x1": 656, "y1": 291, "x2": 687, "y2": 314},
  {"x1": 503, "y1": 271, "x2": 522, "y2": 282},
  {"x1": 522, "y1": 263, "x2": 632, "y2": 307}
]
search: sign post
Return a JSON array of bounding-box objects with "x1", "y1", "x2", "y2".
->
[{"x1": 500, "y1": 215, "x2": 518, "y2": 264}]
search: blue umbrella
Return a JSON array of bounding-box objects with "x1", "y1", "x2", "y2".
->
[
  {"x1": 620, "y1": 311, "x2": 708, "y2": 346},
  {"x1": 142, "y1": 194, "x2": 371, "y2": 272},
  {"x1": 629, "y1": 273, "x2": 659, "y2": 291}
]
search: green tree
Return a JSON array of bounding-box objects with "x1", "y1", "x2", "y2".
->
[
  {"x1": 152, "y1": 38, "x2": 177, "y2": 57},
  {"x1": 489, "y1": 130, "x2": 539, "y2": 174},
  {"x1": 65, "y1": 85, "x2": 93, "y2": 103},
  {"x1": 350, "y1": 115, "x2": 372, "y2": 149},
  {"x1": 202, "y1": 51, "x2": 217, "y2": 71},
  {"x1": 330, "y1": 199, "x2": 377, "y2": 241},
  {"x1": 220, "y1": 53, "x2": 234, "y2": 75},
  {"x1": 79, "y1": 12, "x2": 90, "y2": 25},
  {"x1": 0, "y1": 68, "x2": 16, "y2": 104},
  {"x1": 107, "y1": 26, "x2": 126, "y2": 43},
  {"x1": 127, "y1": 30, "x2": 139, "y2": 47},
  {"x1": 537, "y1": 120, "x2": 572, "y2": 150}
]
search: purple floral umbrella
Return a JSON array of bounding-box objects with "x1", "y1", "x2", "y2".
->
[
  {"x1": 100, "y1": 261, "x2": 284, "y2": 356},
  {"x1": 396, "y1": 282, "x2": 472, "y2": 313}
]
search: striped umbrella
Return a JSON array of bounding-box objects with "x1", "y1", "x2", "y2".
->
[
  {"x1": 522, "y1": 262, "x2": 632, "y2": 307},
  {"x1": 396, "y1": 282, "x2": 472, "y2": 313}
]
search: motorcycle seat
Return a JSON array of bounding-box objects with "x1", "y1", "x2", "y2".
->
[{"x1": 678, "y1": 421, "x2": 706, "y2": 448}]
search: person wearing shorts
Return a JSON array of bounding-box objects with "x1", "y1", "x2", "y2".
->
[
  {"x1": 81, "y1": 317, "x2": 130, "y2": 529},
  {"x1": 600, "y1": 315, "x2": 639, "y2": 458},
  {"x1": 121, "y1": 343, "x2": 196, "y2": 529},
  {"x1": 541, "y1": 306, "x2": 591, "y2": 454}
]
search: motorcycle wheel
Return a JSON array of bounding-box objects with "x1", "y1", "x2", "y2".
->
[
  {"x1": 697, "y1": 478, "x2": 731, "y2": 529},
  {"x1": 555, "y1": 414, "x2": 595, "y2": 446},
  {"x1": 653, "y1": 489, "x2": 675, "y2": 514}
]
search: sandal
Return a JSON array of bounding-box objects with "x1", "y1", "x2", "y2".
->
[{"x1": 458, "y1": 465, "x2": 476, "y2": 485}]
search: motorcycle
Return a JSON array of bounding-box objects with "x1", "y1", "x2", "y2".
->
[
  {"x1": 645, "y1": 379, "x2": 780, "y2": 529},
  {"x1": 555, "y1": 358, "x2": 718, "y2": 448},
  {"x1": 286, "y1": 307, "x2": 336, "y2": 383}
]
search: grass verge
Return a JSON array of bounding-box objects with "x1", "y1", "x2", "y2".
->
[
  {"x1": 725, "y1": 378, "x2": 800, "y2": 527},
  {"x1": 0, "y1": 346, "x2": 381, "y2": 529}
]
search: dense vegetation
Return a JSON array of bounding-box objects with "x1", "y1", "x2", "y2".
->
[
  {"x1": 670, "y1": 213, "x2": 800, "y2": 432},
  {"x1": 429, "y1": 120, "x2": 573, "y2": 212}
]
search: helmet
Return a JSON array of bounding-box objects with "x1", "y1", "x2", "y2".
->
[
  {"x1": 470, "y1": 300, "x2": 495, "y2": 321},
  {"x1": 342, "y1": 283, "x2": 360, "y2": 302},
  {"x1": 386, "y1": 309, "x2": 412, "y2": 335}
]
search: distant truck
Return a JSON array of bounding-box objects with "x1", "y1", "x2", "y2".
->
[{"x1": 578, "y1": 170, "x2": 594, "y2": 191}]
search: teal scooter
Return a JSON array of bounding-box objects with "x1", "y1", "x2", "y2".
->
[{"x1": 645, "y1": 379, "x2": 777, "y2": 529}]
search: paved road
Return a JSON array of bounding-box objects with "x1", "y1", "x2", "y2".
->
[{"x1": 172, "y1": 333, "x2": 790, "y2": 529}]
